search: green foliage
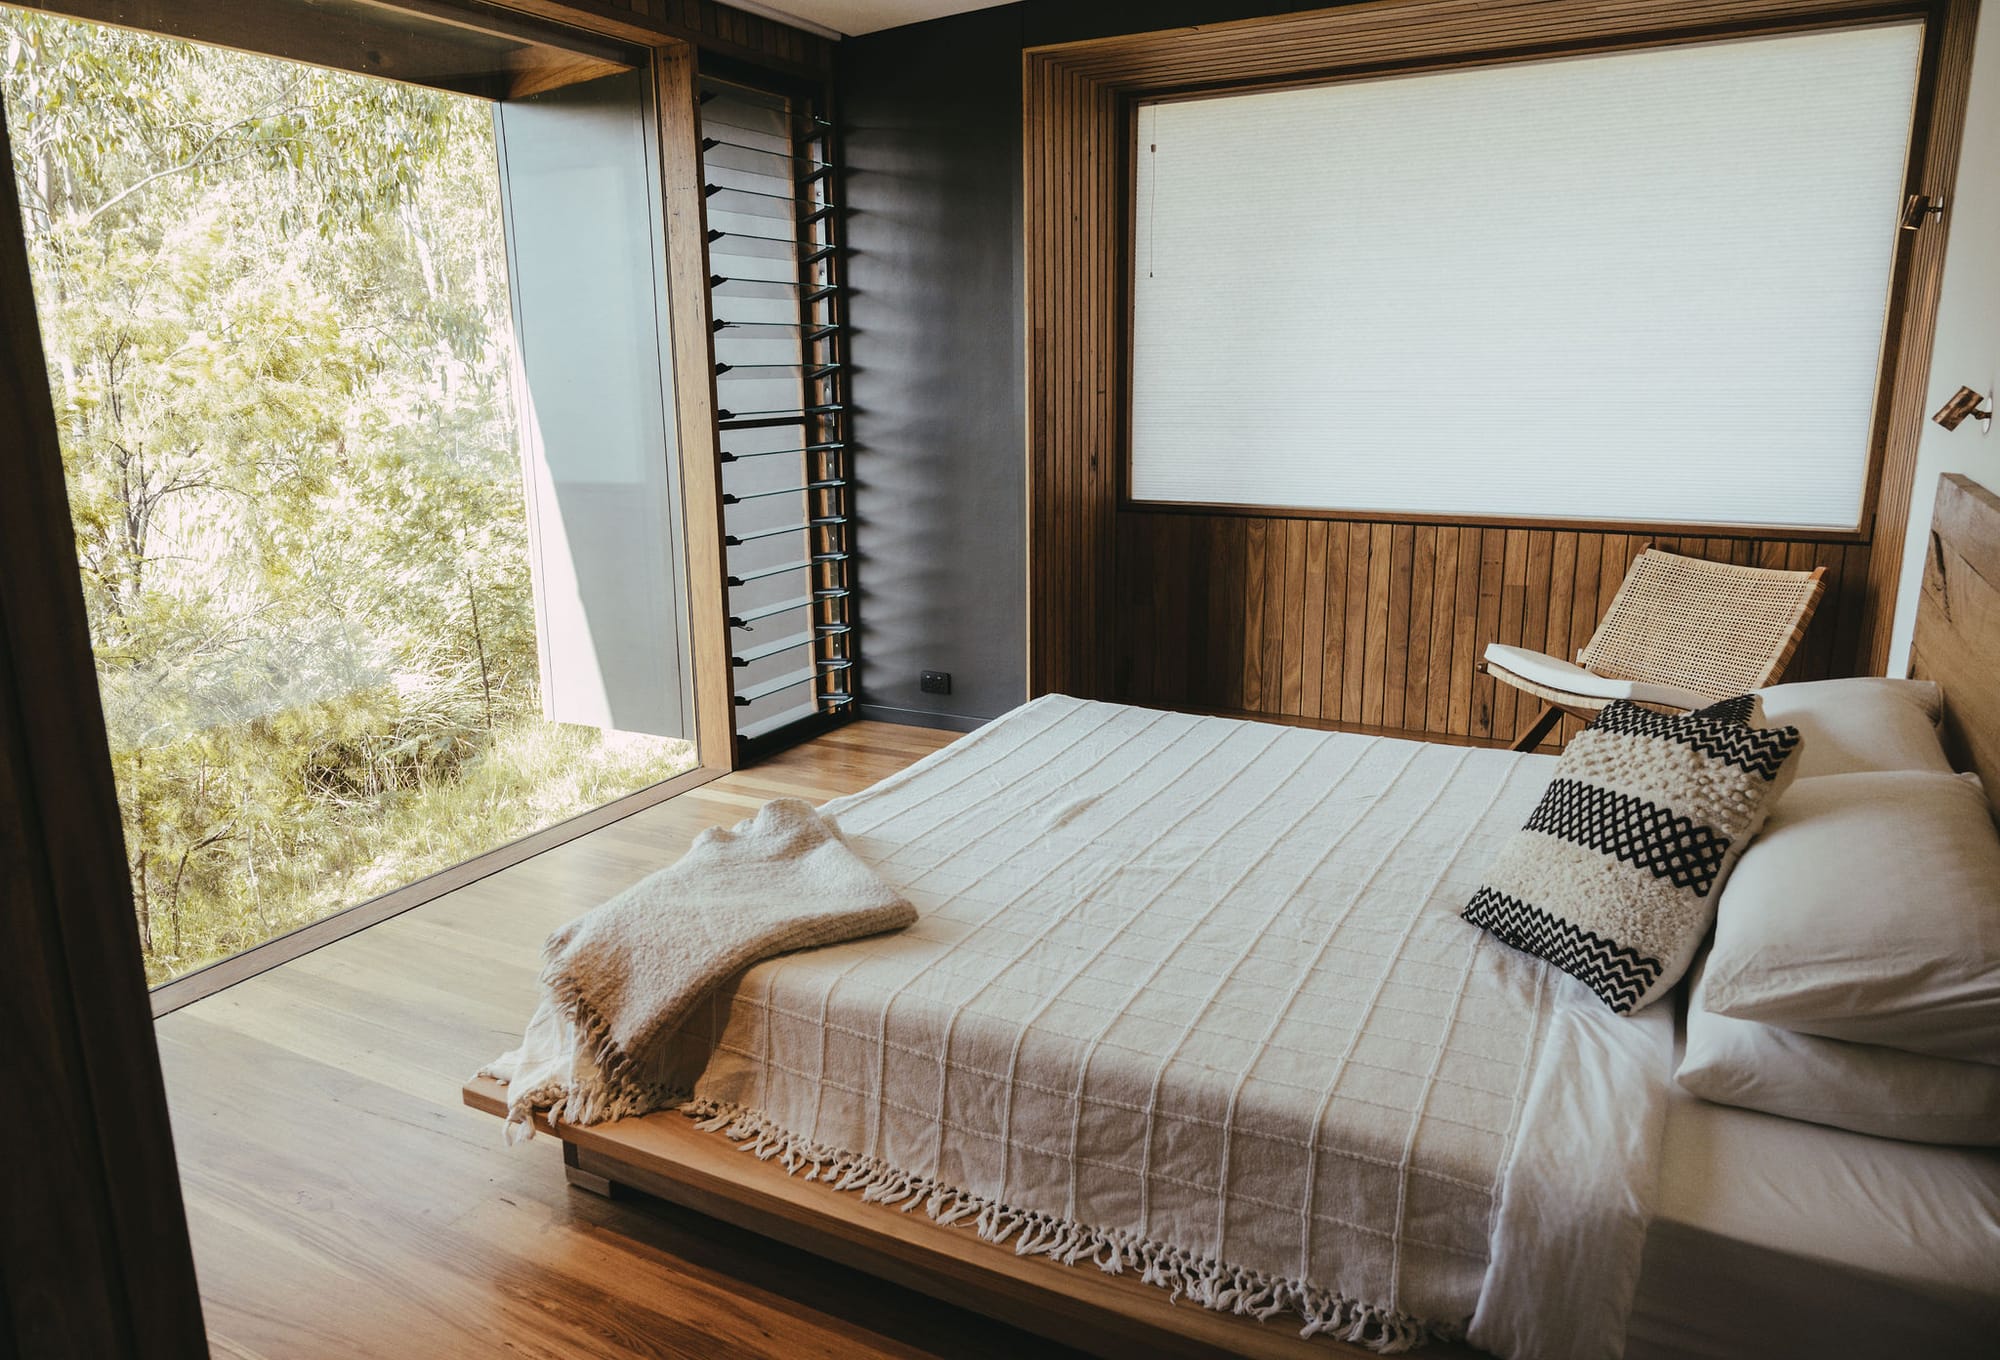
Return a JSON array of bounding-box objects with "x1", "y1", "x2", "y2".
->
[{"x1": 3, "y1": 13, "x2": 693, "y2": 983}]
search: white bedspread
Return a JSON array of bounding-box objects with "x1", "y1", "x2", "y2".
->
[{"x1": 660, "y1": 697, "x2": 1674, "y2": 1357}]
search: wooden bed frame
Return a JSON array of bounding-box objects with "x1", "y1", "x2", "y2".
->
[
  {"x1": 1911, "y1": 474, "x2": 2000, "y2": 813},
  {"x1": 465, "y1": 473, "x2": 2000, "y2": 1359}
]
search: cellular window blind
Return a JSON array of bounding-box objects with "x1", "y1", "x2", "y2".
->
[{"x1": 1129, "y1": 23, "x2": 1926, "y2": 531}]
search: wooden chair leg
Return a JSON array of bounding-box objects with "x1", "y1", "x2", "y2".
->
[{"x1": 1511, "y1": 704, "x2": 1563, "y2": 753}]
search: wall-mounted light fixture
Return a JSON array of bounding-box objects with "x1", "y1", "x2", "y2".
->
[
  {"x1": 1932, "y1": 385, "x2": 1994, "y2": 433},
  {"x1": 1900, "y1": 193, "x2": 1947, "y2": 230}
]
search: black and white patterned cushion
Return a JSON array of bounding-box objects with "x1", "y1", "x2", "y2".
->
[{"x1": 1464, "y1": 696, "x2": 1802, "y2": 1014}]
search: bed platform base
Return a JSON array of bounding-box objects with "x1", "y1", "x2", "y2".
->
[{"x1": 462, "y1": 1076, "x2": 1471, "y2": 1360}]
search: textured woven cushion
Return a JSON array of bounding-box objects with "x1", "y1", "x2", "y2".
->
[{"x1": 1464, "y1": 695, "x2": 1802, "y2": 1014}]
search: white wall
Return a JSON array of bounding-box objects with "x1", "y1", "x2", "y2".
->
[{"x1": 1889, "y1": 1, "x2": 2000, "y2": 673}]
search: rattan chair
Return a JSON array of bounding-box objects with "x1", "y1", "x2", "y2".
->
[{"x1": 1483, "y1": 547, "x2": 1826, "y2": 752}]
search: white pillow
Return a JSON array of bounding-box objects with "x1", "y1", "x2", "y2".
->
[
  {"x1": 1755, "y1": 677, "x2": 1950, "y2": 779},
  {"x1": 1704, "y1": 770, "x2": 2000, "y2": 1064},
  {"x1": 1679, "y1": 959, "x2": 2000, "y2": 1145}
]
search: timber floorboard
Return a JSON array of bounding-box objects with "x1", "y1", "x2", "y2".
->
[{"x1": 156, "y1": 721, "x2": 1083, "y2": 1360}]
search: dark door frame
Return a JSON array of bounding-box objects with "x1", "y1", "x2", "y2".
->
[{"x1": 0, "y1": 90, "x2": 208, "y2": 1358}]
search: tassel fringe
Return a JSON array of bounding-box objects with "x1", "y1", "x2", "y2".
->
[{"x1": 679, "y1": 1095, "x2": 1438, "y2": 1354}]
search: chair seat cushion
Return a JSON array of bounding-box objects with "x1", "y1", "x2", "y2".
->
[{"x1": 1484, "y1": 643, "x2": 1716, "y2": 711}]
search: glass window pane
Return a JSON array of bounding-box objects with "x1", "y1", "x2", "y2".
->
[{"x1": 1, "y1": 10, "x2": 696, "y2": 984}]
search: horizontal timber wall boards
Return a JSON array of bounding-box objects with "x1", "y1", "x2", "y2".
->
[
  {"x1": 1025, "y1": 0, "x2": 1980, "y2": 704},
  {"x1": 1116, "y1": 517, "x2": 1874, "y2": 751}
]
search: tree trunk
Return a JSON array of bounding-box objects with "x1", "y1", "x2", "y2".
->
[{"x1": 133, "y1": 847, "x2": 152, "y2": 955}]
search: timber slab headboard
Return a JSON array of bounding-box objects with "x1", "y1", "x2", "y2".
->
[{"x1": 1909, "y1": 472, "x2": 2000, "y2": 817}]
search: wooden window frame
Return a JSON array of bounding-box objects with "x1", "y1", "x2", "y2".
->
[{"x1": 1025, "y1": 0, "x2": 1982, "y2": 698}]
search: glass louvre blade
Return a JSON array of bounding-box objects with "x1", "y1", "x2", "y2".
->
[
  {"x1": 713, "y1": 319, "x2": 843, "y2": 339},
  {"x1": 701, "y1": 136, "x2": 832, "y2": 177},
  {"x1": 706, "y1": 229, "x2": 797, "y2": 262},
  {"x1": 724, "y1": 516, "x2": 846, "y2": 546},
  {"x1": 723, "y1": 479, "x2": 847, "y2": 503},
  {"x1": 714, "y1": 362, "x2": 843, "y2": 379},
  {"x1": 703, "y1": 184, "x2": 836, "y2": 222},
  {"x1": 720, "y1": 441, "x2": 846, "y2": 461}
]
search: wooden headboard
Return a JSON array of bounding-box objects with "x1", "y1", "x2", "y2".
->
[{"x1": 1909, "y1": 473, "x2": 2000, "y2": 815}]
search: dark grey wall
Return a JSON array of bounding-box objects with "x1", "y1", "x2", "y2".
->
[
  {"x1": 838, "y1": 1, "x2": 1326, "y2": 728},
  {"x1": 840, "y1": 4, "x2": 1027, "y2": 730}
]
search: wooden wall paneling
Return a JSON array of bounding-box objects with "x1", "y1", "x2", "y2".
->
[
  {"x1": 1449, "y1": 529, "x2": 1479, "y2": 737},
  {"x1": 1301, "y1": 521, "x2": 1329, "y2": 719},
  {"x1": 1515, "y1": 531, "x2": 1551, "y2": 745},
  {"x1": 1470, "y1": 529, "x2": 1505, "y2": 738},
  {"x1": 1281, "y1": 520, "x2": 1307, "y2": 715},
  {"x1": 1425, "y1": 526, "x2": 1458, "y2": 733},
  {"x1": 1360, "y1": 524, "x2": 1392, "y2": 727},
  {"x1": 1342, "y1": 525, "x2": 1370, "y2": 725},
  {"x1": 1263, "y1": 519, "x2": 1289, "y2": 714},
  {"x1": 1560, "y1": 533, "x2": 1602, "y2": 743},
  {"x1": 1165, "y1": 514, "x2": 1195, "y2": 705},
  {"x1": 1319, "y1": 521, "x2": 1349, "y2": 721},
  {"x1": 1383, "y1": 523, "x2": 1414, "y2": 729},
  {"x1": 1242, "y1": 519, "x2": 1268, "y2": 709},
  {"x1": 1113, "y1": 513, "x2": 1142, "y2": 698},
  {"x1": 1115, "y1": 519, "x2": 1877, "y2": 741},
  {"x1": 1222, "y1": 517, "x2": 1249, "y2": 710},
  {"x1": 1834, "y1": 543, "x2": 1873, "y2": 676},
  {"x1": 1538, "y1": 533, "x2": 1576, "y2": 750},
  {"x1": 1405, "y1": 525, "x2": 1436, "y2": 732},
  {"x1": 1494, "y1": 530, "x2": 1529, "y2": 738}
]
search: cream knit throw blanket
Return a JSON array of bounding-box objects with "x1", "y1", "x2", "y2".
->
[{"x1": 481, "y1": 798, "x2": 914, "y2": 1140}]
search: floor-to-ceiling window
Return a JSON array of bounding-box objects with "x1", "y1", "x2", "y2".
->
[{"x1": 2, "y1": 5, "x2": 698, "y2": 989}]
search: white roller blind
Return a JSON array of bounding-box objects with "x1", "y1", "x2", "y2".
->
[{"x1": 1130, "y1": 23, "x2": 1925, "y2": 530}]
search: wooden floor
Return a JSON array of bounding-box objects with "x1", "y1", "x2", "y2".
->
[{"x1": 156, "y1": 720, "x2": 1089, "y2": 1360}]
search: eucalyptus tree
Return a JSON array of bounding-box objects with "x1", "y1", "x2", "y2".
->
[{"x1": 1, "y1": 11, "x2": 589, "y2": 979}]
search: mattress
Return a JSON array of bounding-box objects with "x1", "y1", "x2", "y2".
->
[
  {"x1": 1624, "y1": 1045, "x2": 2000, "y2": 1360},
  {"x1": 657, "y1": 696, "x2": 1674, "y2": 1358}
]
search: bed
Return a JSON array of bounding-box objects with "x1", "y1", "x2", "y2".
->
[{"x1": 464, "y1": 476, "x2": 2000, "y2": 1359}]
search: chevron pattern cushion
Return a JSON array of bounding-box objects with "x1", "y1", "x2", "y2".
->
[{"x1": 1464, "y1": 695, "x2": 1802, "y2": 1014}]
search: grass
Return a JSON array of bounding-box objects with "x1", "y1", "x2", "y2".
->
[{"x1": 144, "y1": 719, "x2": 695, "y2": 986}]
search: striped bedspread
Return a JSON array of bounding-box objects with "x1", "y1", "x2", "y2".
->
[{"x1": 661, "y1": 697, "x2": 1673, "y2": 1357}]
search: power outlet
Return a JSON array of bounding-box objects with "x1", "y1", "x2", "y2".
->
[{"x1": 919, "y1": 670, "x2": 952, "y2": 695}]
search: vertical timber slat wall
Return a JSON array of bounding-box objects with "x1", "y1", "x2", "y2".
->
[
  {"x1": 1024, "y1": 0, "x2": 1980, "y2": 743},
  {"x1": 1115, "y1": 518, "x2": 1881, "y2": 748}
]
